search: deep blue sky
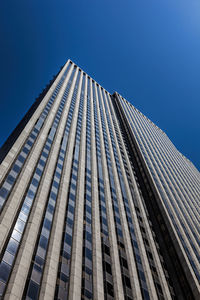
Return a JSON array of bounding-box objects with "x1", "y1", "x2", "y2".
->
[{"x1": 0, "y1": 0, "x2": 200, "y2": 170}]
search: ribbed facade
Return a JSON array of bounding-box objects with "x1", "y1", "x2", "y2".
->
[{"x1": 0, "y1": 59, "x2": 199, "y2": 300}]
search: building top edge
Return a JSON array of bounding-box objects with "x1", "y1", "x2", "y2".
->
[{"x1": 68, "y1": 59, "x2": 112, "y2": 96}]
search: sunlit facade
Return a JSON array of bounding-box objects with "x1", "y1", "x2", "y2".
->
[{"x1": 0, "y1": 60, "x2": 199, "y2": 299}]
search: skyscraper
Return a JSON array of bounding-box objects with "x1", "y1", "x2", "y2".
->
[{"x1": 0, "y1": 59, "x2": 199, "y2": 300}]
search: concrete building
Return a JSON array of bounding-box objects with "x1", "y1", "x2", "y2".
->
[{"x1": 0, "y1": 59, "x2": 199, "y2": 300}]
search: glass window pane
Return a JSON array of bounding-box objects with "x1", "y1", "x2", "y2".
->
[
  {"x1": 7, "y1": 238, "x2": 19, "y2": 255},
  {"x1": 0, "y1": 262, "x2": 11, "y2": 282}
]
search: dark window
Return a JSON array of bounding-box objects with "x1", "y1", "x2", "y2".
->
[
  {"x1": 35, "y1": 255, "x2": 44, "y2": 268},
  {"x1": 50, "y1": 191, "x2": 57, "y2": 200},
  {"x1": 105, "y1": 262, "x2": 112, "y2": 274},
  {"x1": 147, "y1": 251, "x2": 153, "y2": 260},
  {"x1": 27, "y1": 280, "x2": 40, "y2": 300},
  {"x1": 124, "y1": 276, "x2": 131, "y2": 288},
  {"x1": 18, "y1": 155, "x2": 26, "y2": 163},
  {"x1": 0, "y1": 187, "x2": 8, "y2": 199},
  {"x1": 0, "y1": 262, "x2": 11, "y2": 282},
  {"x1": 106, "y1": 281, "x2": 114, "y2": 296},
  {"x1": 13, "y1": 164, "x2": 21, "y2": 173},
  {"x1": 44, "y1": 219, "x2": 51, "y2": 230},
  {"x1": 104, "y1": 244, "x2": 110, "y2": 256},
  {"x1": 7, "y1": 175, "x2": 15, "y2": 184},
  {"x1": 65, "y1": 233, "x2": 72, "y2": 246},
  {"x1": 39, "y1": 235, "x2": 48, "y2": 250},
  {"x1": 121, "y1": 257, "x2": 128, "y2": 269},
  {"x1": 32, "y1": 178, "x2": 38, "y2": 187},
  {"x1": 35, "y1": 168, "x2": 42, "y2": 176},
  {"x1": 156, "y1": 283, "x2": 163, "y2": 294}
]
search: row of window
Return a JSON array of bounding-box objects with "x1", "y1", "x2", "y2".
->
[
  {"x1": 81, "y1": 78, "x2": 93, "y2": 299},
  {"x1": 55, "y1": 71, "x2": 84, "y2": 299},
  {"x1": 92, "y1": 82, "x2": 115, "y2": 299}
]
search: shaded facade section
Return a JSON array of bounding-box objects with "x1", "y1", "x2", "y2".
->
[{"x1": 112, "y1": 92, "x2": 200, "y2": 299}]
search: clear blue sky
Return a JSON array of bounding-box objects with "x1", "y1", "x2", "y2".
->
[{"x1": 0, "y1": 0, "x2": 200, "y2": 170}]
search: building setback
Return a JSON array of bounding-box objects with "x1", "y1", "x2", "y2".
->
[{"x1": 0, "y1": 59, "x2": 199, "y2": 300}]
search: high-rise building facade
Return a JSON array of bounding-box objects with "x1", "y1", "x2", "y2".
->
[{"x1": 0, "y1": 59, "x2": 199, "y2": 300}]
